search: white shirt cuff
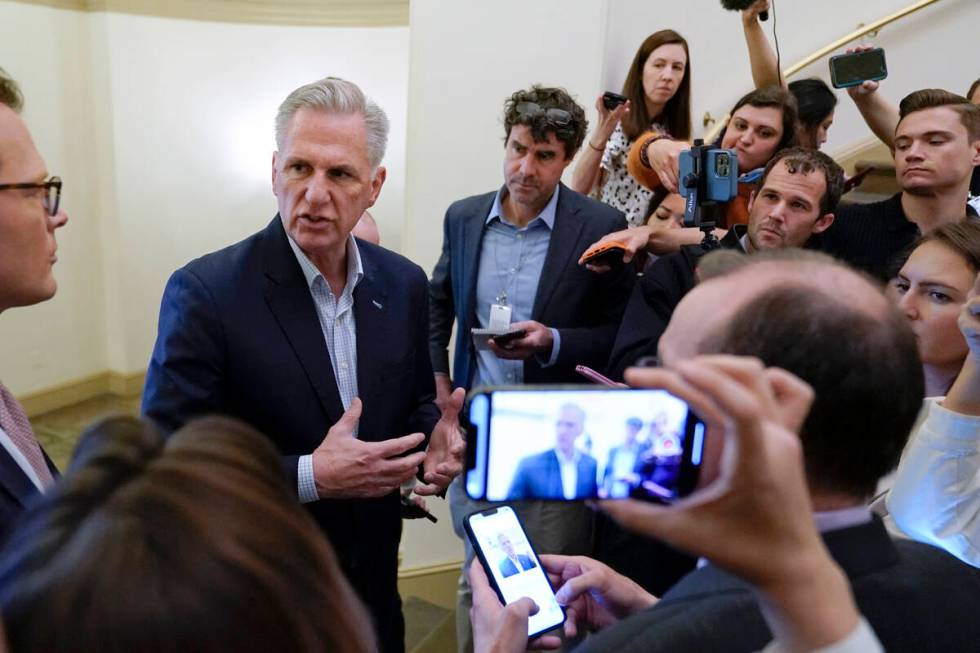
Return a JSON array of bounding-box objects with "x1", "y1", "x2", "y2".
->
[
  {"x1": 760, "y1": 618, "x2": 882, "y2": 653},
  {"x1": 297, "y1": 454, "x2": 319, "y2": 503}
]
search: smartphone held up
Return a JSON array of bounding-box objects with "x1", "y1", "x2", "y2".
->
[{"x1": 463, "y1": 385, "x2": 705, "y2": 504}]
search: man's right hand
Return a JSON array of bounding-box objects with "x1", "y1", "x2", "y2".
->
[
  {"x1": 540, "y1": 554, "x2": 657, "y2": 639},
  {"x1": 312, "y1": 397, "x2": 426, "y2": 498}
]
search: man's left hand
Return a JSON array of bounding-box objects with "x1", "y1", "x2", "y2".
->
[
  {"x1": 489, "y1": 320, "x2": 553, "y2": 361},
  {"x1": 416, "y1": 387, "x2": 466, "y2": 496},
  {"x1": 469, "y1": 561, "x2": 562, "y2": 653}
]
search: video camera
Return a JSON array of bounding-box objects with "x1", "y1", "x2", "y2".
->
[{"x1": 678, "y1": 139, "x2": 739, "y2": 250}]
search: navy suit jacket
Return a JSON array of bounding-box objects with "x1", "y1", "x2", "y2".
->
[
  {"x1": 580, "y1": 516, "x2": 980, "y2": 653},
  {"x1": 0, "y1": 443, "x2": 58, "y2": 544},
  {"x1": 142, "y1": 216, "x2": 440, "y2": 651},
  {"x1": 499, "y1": 553, "x2": 536, "y2": 578},
  {"x1": 429, "y1": 184, "x2": 633, "y2": 388},
  {"x1": 509, "y1": 449, "x2": 598, "y2": 500}
]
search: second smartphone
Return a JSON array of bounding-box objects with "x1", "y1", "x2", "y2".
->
[{"x1": 464, "y1": 385, "x2": 705, "y2": 503}]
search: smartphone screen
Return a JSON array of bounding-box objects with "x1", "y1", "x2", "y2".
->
[
  {"x1": 465, "y1": 506, "x2": 565, "y2": 638},
  {"x1": 830, "y1": 48, "x2": 887, "y2": 88},
  {"x1": 465, "y1": 386, "x2": 704, "y2": 503}
]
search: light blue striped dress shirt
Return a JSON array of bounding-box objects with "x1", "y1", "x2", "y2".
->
[
  {"x1": 472, "y1": 186, "x2": 561, "y2": 387},
  {"x1": 286, "y1": 233, "x2": 364, "y2": 503}
]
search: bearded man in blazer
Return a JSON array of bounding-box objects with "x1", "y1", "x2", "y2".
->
[
  {"x1": 143, "y1": 77, "x2": 463, "y2": 653},
  {"x1": 428, "y1": 84, "x2": 632, "y2": 651}
]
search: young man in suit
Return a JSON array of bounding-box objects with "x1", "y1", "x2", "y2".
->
[
  {"x1": 0, "y1": 70, "x2": 67, "y2": 539},
  {"x1": 428, "y1": 84, "x2": 633, "y2": 651},
  {"x1": 143, "y1": 77, "x2": 464, "y2": 653},
  {"x1": 496, "y1": 533, "x2": 536, "y2": 578},
  {"x1": 509, "y1": 403, "x2": 598, "y2": 500}
]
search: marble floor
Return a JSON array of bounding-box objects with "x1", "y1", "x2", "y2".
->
[{"x1": 31, "y1": 394, "x2": 456, "y2": 653}]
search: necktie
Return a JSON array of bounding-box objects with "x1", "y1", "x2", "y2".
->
[{"x1": 0, "y1": 382, "x2": 54, "y2": 490}]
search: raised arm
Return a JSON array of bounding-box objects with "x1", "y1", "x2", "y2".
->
[
  {"x1": 570, "y1": 95, "x2": 630, "y2": 195},
  {"x1": 741, "y1": 0, "x2": 784, "y2": 90},
  {"x1": 844, "y1": 47, "x2": 900, "y2": 151}
]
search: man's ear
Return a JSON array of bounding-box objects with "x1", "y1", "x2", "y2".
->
[
  {"x1": 366, "y1": 166, "x2": 386, "y2": 208},
  {"x1": 812, "y1": 213, "x2": 835, "y2": 235},
  {"x1": 970, "y1": 138, "x2": 980, "y2": 167},
  {"x1": 271, "y1": 151, "x2": 279, "y2": 194},
  {"x1": 746, "y1": 189, "x2": 757, "y2": 214}
]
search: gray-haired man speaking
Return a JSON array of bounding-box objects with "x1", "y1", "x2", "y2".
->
[{"x1": 143, "y1": 77, "x2": 464, "y2": 652}]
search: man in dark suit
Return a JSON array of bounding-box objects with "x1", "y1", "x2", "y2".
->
[
  {"x1": 481, "y1": 251, "x2": 980, "y2": 652},
  {"x1": 0, "y1": 70, "x2": 66, "y2": 539},
  {"x1": 507, "y1": 404, "x2": 597, "y2": 501},
  {"x1": 496, "y1": 533, "x2": 536, "y2": 578},
  {"x1": 142, "y1": 77, "x2": 463, "y2": 653},
  {"x1": 607, "y1": 147, "x2": 843, "y2": 380},
  {"x1": 429, "y1": 84, "x2": 632, "y2": 651},
  {"x1": 509, "y1": 403, "x2": 598, "y2": 500}
]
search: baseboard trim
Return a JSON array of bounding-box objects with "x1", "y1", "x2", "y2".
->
[
  {"x1": 398, "y1": 561, "x2": 463, "y2": 611},
  {"x1": 19, "y1": 370, "x2": 146, "y2": 418}
]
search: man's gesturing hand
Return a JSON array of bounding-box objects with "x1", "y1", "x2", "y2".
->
[
  {"x1": 416, "y1": 387, "x2": 467, "y2": 496},
  {"x1": 312, "y1": 397, "x2": 426, "y2": 498}
]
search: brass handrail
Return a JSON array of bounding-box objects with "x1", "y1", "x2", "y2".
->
[{"x1": 703, "y1": 0, "x2": 944, "y2": 142}]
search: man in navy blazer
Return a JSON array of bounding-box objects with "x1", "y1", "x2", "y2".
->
[
  {"x1": 0, "y1": 71, "x2": 66, "y2": 540},
  {"x1": 509, "y1": 403, "x2": 598, "y2": 500},
  {"x1": 429, "y1": 85, "x2": 631, "y2": 651},
  {"x1": 142, "y1": 77, "x2": 463, "y2": 653}
]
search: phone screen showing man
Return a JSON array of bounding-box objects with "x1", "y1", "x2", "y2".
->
[{"x1": 465, "y1": 506, "x2": 565, "y2": 637}]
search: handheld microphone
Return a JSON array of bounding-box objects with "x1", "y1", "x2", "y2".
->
[{"x1": 720, "y1": 0, "x2": 769, "y2": 21}]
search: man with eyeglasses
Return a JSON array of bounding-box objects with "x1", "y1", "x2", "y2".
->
[
  {"x1": 0, "y1": 69, "x2": 67, "y2": 539},
  {"x1": 429, "y1": 84, "x2": 633, "y2": 651}
]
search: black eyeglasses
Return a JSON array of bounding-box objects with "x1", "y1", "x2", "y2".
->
[
  {"x1": 515, "y1": 102, "x2": 572, "y2": 126},
  {"x1": 0, "y1": 176, "x2": 62, "y2": 216}
]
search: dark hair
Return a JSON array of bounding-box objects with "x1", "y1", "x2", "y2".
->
[
  {"x1": 705, "y1": 281, "x2": 923, "y2": 499},
  {"x1": 503, "y1": 85, "x2": 587, "y2": 159},
  {"x1": 789, "y1": 78, "x2": 837, "y2": 141},
  {"x1": 620, "y1": 29, "x2": 692, "y2": 141},
  {"x1": 0, "y1": 415, "x2": 375, "y2": 653},
  {"x1": 913, "y1": 218, "x2": 980, "y2": 274},
  {"x1": 758, "y1": 146, "x2": 845, "y2": 215},
  {"x1": 967, "y1": 78, "x2": 980, "y2": 104},
  {"x1": 724, "y1": 86, "x2": 799, "y2": 154},
  {"x1": 0, "y1": 67, "x2": 23, "y2": 113},
  {"x1": 898, "y1": 88, "x2": 980, "y2": 142}
]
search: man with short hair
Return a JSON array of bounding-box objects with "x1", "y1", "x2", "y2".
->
[
  {"x1": 818, "y1": 88, "x2": 980, "y2": 280},
  {"x1": 608, "y1": 147, "x2": 843, "y2": 379},
  {"x1": 429, "y1": 84, "x2": 632, "y2": 651},
  {"x1": 498, "y1": 251, "x2": 980, "y2": 653},
  {"x1": 509, "y1": 403, "x2": 598, "y2": 500},
  {"x1": 601, "y1": 416, "x2": 646, "y2": 498},
  {"x1": 0, "y1": 70, "x2": 66, "y2": 539},
  {"x1": 143, "y1": 76, "x2": 463, "y2": 652}
]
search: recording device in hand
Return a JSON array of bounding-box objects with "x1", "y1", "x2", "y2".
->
[
  {"x1": 580, "y1": 241, "x2": 627, "y2": 268},
  {"x1": 465, "y1": 505, "x2": 565, "y2": 638},
  {"x1": 829, "y1": 48, "x2": 888, "y2": 89},
  {"x1": 602, "y1": 91, "x2": 629, "y2": 110},
  {"x1": 721, "y1": 0, "x2": 769, "y2": 21},
  {"x1": 678, "y1": 139, "x2": 739, "y2": 250},
  {"x1": 491, "y1": 329, "x2": 528, "y2": 347},
  {"x1": 464, "y1": 385, "x2": 705, "y2": 503}
]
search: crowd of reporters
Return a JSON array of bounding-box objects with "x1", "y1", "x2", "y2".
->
[{"x1": 1, "y1": 0, "x2": 980, "y2": 651}]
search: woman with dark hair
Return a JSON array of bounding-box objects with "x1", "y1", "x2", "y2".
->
[
  {"x1": 0, "y1": 415, "x2": 377, "y2": 653},
  {"x1": 891, "y1": 220, "x2": 980, "y2": 396},
  {"x1": 883, "y1": 220, "x2": 980, "y2": 567},
  {"x1": 789, "y1": 78, "x2": 838, "y2": 149},
  {"x1": 571, "y1": 29, "x2": 692, "y2": 226},
  {"x1": 740, "y1": 0, "x2": 838, "y2": 149}
]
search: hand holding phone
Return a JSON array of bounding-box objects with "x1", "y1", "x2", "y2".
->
[
  {"x1": 465, "y1": 506, "x2": 565, "y2": 638},
  {"x1": 602, "y1": 91, "x2": 628, "y2": 111},
  {"x1": 580, "y1": 242, "x2": 627, "y2": 268},
  {"x1": 491, "y1": 329, "x2": 527, "y2": 347},
  {"x1": 829, "y1": 48, "x2": 887, "y2": 89}
]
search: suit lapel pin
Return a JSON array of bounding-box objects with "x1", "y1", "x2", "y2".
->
[{"x1": 372, "y1": 300, "x2": 384, "y2": 310}]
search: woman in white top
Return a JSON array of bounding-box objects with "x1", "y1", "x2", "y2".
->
[
  {"x1": 571, "y1": 29, "x2": 692, "y2": 227},
  {"x1": 886, "y1": 220, "x2": 980, "y2": 566}
]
